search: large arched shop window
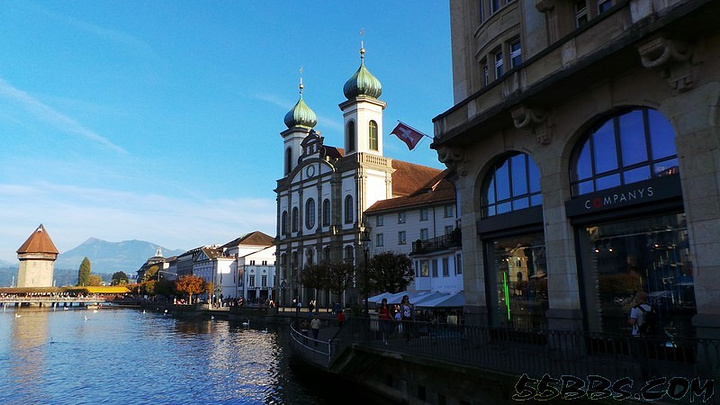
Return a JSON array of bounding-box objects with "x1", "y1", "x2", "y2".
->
[
  {"x1": 481, "y1": 152, "x2": 542, "y2": 217},
  {"x1": 368, "y1": 120, "x2": 378, "y2": 151},
  {"x1": 570, "y1": 108, "x2": 678, "y2": 196},
  {"x1": 480, "y1": 152, "x2": 547, "y2": 330},
  {"x1": 570, "y1": 107, "x2": 694, "y2": 335},
  {"x1": 305, "y1": 198, "x2": 316, "y2": 230}
]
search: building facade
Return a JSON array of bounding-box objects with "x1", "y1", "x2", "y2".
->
[
  {"x1": 275, "y1": 48, "x2": 442, "y2": 308},
  {"x1": 16, "y1": 224, "x2": 58, "y2": 288},
  {"x1": 433, "y1": 0, "x2": 719, "y2": 338}
]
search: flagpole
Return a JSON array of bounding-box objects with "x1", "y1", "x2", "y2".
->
[{"x1": 397, "y1": 120, "x2": 433, "y2": 139}]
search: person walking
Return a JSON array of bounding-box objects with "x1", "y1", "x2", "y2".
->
[
  {"x1": 337, "y1": 309, "x2": 346, "y2": 328},
  {"x1": 310, "y1": 314, "x2": 321, "y2": 345},
  {"x1": 400, "y1": 295, "x2": 414, "y2": 343},
  {"x1": 628, "y1": 291, "x2": 652, "y2": 379},
  {"x1": 377, "y1": 298, "x2": 393, "y2": 345}
]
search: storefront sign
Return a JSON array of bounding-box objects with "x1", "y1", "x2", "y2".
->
[{"x1": 566, "y1": 175, "x2": 681, "y2": 217}]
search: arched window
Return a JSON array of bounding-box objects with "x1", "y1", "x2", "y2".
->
[
  {"x1": 346, "y1": 121, "x2": 356, "y2": 152},
  {"x1": 305, "y1": 198, "x2": 316, "y2": 230},
  {"x1": 322, "y1": 199, "x2": 331, "y2": 227},
  {"x1": 291, "y1": 207, "x2": 299, "y2": 233},
  {"x1": 481, "y1": 152, "x2": 542, "y2": 217},
  {"x1": 368, "y1": 120, "x2": 378, "y2": 151},
  {"x1": 570, "y1": 108, "x2": 678, "y2": 196},
  {"x1": 322, "y1": 246, "x2": 331, "y2": 262},
  {"x1": 306, "y1": 248, "x2": 314, "y2": 266},
  {"x1": 344, "y1": 195, "x2": 354, "y2": 224},
  {"x1": 344, "y1": 245, "x2": 354, "y2": 262},
  {"x1": 281, "y1": 210, "x2": 288, "y2": 235},
  {"x1": 285, "y1": 148, "x2": 292, "y2": 174}
]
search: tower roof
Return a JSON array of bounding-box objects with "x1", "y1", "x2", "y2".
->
[
  {"x1": 17, "y1": 224, "x2": 59, "y2": 255},
  {"x1": 284, "y1": 80, "x2": 317, "y2": 129},
  {"x1": 343, "y1": 46, "x2": 382, "y2": 100}
]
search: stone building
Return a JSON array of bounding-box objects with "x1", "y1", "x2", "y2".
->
[
  {"x1": 16, "y1": 224, "x2": 59, "y2": 288},
  {"x1": 433, "y1": 0, "x2": 719, "y2": 338}
]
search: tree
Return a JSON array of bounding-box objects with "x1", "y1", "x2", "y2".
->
[
  {"x1": 368, "y1": 252, "x2": 414, "y2": 294},
  {"x1": 175, "y1": 275, "x2": 205, "y2": 304},
  {"x1": 111, "y1": 271, "x2": 129, "y2": 285},
  {"x1": 325, "y1": 262, "x2": 356, "y2": 301},
  {"x1": 88, "y1": 274, "x2": 103, "y2": 286},
  {"x1": 77, "y1": 257, "x2": 91, "y2": 286},
  {"x1": 299, "y1": 264, "x2": 328, "y2": 291}
]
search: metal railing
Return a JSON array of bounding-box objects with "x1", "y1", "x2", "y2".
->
[{"x1": 411, "y1": 230, "x2": 461, "y2": 255}]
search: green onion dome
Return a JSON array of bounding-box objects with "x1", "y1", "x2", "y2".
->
[
  {"x1": 343, "y1": 48, "x2": 382, "y2": 100},
  {"x1": 284, "y1": 84, "x2": 317, "y2": 129}
]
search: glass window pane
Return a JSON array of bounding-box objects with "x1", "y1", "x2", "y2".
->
[
  {"x1": 512, "y1": 197, "x2": 529, "y2": 210},
  {"x1": 488, "y1": 206, "x2": 496, "y2": 216},
  {"x1": 528, "y1": 158, "x2": 541, "y2": 193},
  {"x1": 618, "y1": 110, "x2": 648, "y2": 166},
  {"x1": 511, "y1": 154, "x2": 528, "y2": 196},
  {"x1": 497, "y1": 202, "x2": 511, "y2": 215},
  {"x1": 623, "y1": 166, "x2": 650, "y2": 184},
  {"x1": 530, "y1": 194, "x2": 542, "y2": 206},
  {"x1": 496, "y1": 161, "x2": 510, "y2": 201},
  {"x1": 593, "y1": 121, "x2": 618, "y2": 174},
  {"x1": 486, "y1": 177, "x2": 496, "y2": 204},
  {"x1": 596, "y1": 173, "x2": 621, "y2": 191},
  {"x1": 574, "y1": 142, "x2": 592, "y2": 181},
  {"x1": 648, "y1": 109, "x2": 676, "y2": 160},
  {"x1": 577, "y1": 180, "x2": 594, "y2": 195},
  {"x1": 655, "y1": 158, "x2": 679, "y2": 176}
]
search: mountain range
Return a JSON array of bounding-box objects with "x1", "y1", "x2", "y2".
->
[{"x1": 0, "y1": 238, "x2": 186, "y2": 287}]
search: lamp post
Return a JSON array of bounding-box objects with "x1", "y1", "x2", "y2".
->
[{"x1": 359, "y1": 225, "x2": 371, "y2": 318}]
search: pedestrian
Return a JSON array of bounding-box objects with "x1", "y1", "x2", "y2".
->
[
  {"x1": 377, "y1": 298, "x2": 393, "y2": 345},
  {"x1": 400, "y1": 295, "x2": 413, "y2": 343},
  {"x1": 628, "y1": 291, "x2": 653, "y2": 379},
  {"x1": 337, "y1": 309, "x2": 346, "y2": 328},
  {"x1": 308, "y1": 299, "x2": 315, "y2": 313},
  {"x1": 310, "y1": 315, "x2": 321, "y2": 345},
  {"x1": 301, "y1": 318, "x2": 310, "y2": 343},
  {"x1": 296, "y1": 299, "x2": 302, "y2": 315}
]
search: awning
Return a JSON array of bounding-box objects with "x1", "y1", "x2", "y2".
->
[
  {"x1": 369, "y1": 290, "x2": 451, "y2": 306},
  {"x1": 415, "y1": 291, "x2": 465, "y2": 308}
]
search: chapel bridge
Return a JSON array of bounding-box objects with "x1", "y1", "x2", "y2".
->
[
  {"x1": 290, "y1": 318, "x2": 720, "y2": 404},
  {"x1": 0, "y1": 286, "x2": 131, "y2": 308}
]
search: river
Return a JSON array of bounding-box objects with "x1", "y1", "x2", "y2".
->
[{"x1": 0, "y1": 307, "x2": 374, "y2": 405}]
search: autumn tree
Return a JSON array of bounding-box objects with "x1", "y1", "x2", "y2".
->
[
  {"x1": 76, "y1": 257, "x2": 91, "y2": 286},
  {"x1": 111, "y1": 271, "x2": 129, "y2": 285},
  {"x1": 88, "y1": 274, "x2": 103, "y2": 286},
  {"x1": 368, "y1": 252, "x2": 414, "y2": 294},
  {"x1": 175, "y1": 275, "x2": 205, "y2": 304}
]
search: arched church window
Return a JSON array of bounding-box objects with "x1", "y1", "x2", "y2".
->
[
  {"x1": 322, "y1": 199, "x2": 331, "y2": 227},
  {"x1": 346, "y1": 121, "x2": 356, "y2": 152},
  {"x1": 481, "y1": 152, "x2": 542, "y2": 217},
  {"x1": 570, "y1": 107, "x2": 678, "y2": 196},
  {"x1": 306, "y1": 248, "x2": 314, "y2": 266},
  {"x1": 344, "y1": 245, "x2": 354, "y2": 262},
  {"x1": 369, "y1": 120, "x2": 378, "y2": 151},
  {"x1": 281, "y1": 210, "x2": 288, "y2": 235},
  {"x1": 285, "y1": 148, "x2": 292, "y2": 174},
  {"x1": 292, "y1": 207, "x2": 299, "y2": 233},
  {"x1": 322, "y1": 246, "x2": 331, "y2": 262},
  {"x1": 305, "y1": 198, "x2": 316, "y2": 230},
  {"x1": 344, "y1": 195, "x2": 354, "y2": 224}
]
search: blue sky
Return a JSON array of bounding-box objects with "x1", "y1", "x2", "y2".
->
[{"x1": 0, "y1": 2, "x2": 452, "y2": 264}]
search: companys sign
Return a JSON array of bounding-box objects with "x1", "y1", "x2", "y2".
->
[{"x1": 566, "y1": 176, "x2": 681, "y2": 217}]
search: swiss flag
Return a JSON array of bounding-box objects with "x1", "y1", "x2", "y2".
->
[{"x1": 390, "y1": 121, "x2": 425, "y2": 150}]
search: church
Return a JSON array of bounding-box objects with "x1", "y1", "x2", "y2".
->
[{"x1": 275, "y1": 46, "x2": 444, "y2": 309}]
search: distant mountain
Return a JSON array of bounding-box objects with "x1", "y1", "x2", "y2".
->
[
  {"x1": 54, "y1": 238, "x2": 186, "y2": 274},
  {"x1": 0, "y1": 267, "x2": 83, "y2": 288},
  {"x1": 0, "y1": 259, "x2": 13, "y2": 267}
]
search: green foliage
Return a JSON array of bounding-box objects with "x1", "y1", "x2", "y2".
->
[
  {"x1": 325, "y1": 262, "x2": 356, "y2": 298},
  {"x1": 111, "y1": 271, "x2": 129, "y2": 285},
  {"x1": 76, "y1": 257, "x2": 91, "y2": 287},
  {"x1": 300, "y1": 264, "x2": 328, "y2": 290},
  {"x1": 369, "y1": 252, "x2": 414, "y2": 294}
]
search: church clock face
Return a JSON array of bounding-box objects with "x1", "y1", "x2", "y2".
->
[{"x1": 306, "y1": 165, "x2": 315, "y2": 178}]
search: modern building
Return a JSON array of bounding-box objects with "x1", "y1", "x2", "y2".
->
[
  {"x1": 275, "y1": 46, "x2": 442, "y2": 309},
  {"x1": 16, "y1": 224, "x2": 59, "y2": 288},
  {"x1": 364, "y1": 170, "x2": 463, "y2": 295},
  {"x1": 433, "y1": 0, "x2": 719, "y2": 338}
]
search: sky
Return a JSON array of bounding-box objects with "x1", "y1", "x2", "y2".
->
[{"x1": 0, "y1": 1, "x2": 453, "y2": 264}]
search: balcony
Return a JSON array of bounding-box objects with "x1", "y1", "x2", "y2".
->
[{"x1": 411, "y1": 228, "x2": 461, "y2": 256}]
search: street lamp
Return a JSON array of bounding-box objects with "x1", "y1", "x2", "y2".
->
[{"x1": 359, "y1": 225, "x2": 372, "y2": 318}]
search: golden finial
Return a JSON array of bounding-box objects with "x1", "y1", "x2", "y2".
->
[
  {"x1": 360, "y1": 29, "x2": 366, "y2": 61},
  {"x1": 299, "y1": 66, "x2": 304, "y2": 96}
]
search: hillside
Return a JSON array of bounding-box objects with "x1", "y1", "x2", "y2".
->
[{"x1": 54, "y1": 238, "x2": 185, "y2": 274}]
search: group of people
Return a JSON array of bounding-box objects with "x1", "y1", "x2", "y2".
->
[{"x1": 376, "y1": 295, "x2": 414, "y2": 345}]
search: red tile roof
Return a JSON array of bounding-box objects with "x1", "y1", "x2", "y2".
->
[
  {"x1": 16, "y1": 224, "x2": 59, "y2": 254},
  {"x1": 222, "y1": 231, "x2": 274, "y2": 248},
  {"x1": 366, "y1": 169, "x2": 455, "y2": 213},
  {"x1": 391, "y1": 160, "x2": 444, "y2": 197}
]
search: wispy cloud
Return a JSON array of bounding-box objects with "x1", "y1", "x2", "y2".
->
[
  {"x1": 0, "y1": 183, "x2": 276, "y2": 263},
  {"x1": 0, "y1": 78, "x2": 127, "y2": 154}
]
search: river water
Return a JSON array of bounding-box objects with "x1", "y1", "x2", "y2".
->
[{"x1": 0, "y1": 308, "x2": 368, "y2": 405}]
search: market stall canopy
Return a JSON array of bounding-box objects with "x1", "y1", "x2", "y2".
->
[
  {"x1": 369, "y1": 290, "x2": 452, "y2": 306},
  {"x1": 415, "y1": 291, "x2": 465, "y2": 308}
]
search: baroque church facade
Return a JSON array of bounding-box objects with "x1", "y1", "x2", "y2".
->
[{"x1": 275, "y1": 48, "x2": 442, "y2": 308}]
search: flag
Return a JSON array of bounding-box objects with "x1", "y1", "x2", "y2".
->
[{"x1": 390, "y1": 121, "x2": 425, "y2": 150}]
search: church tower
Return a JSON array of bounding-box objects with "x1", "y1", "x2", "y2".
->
[
  {"x1": 339, "y1": 43, "x2": 386, "y2": 156},
  {"x1": 16, "y1": 224, "x2": 59, "y2": 287},
  {"x1": 281, "y1": 77, "x2": 317, "y2": 175}
]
